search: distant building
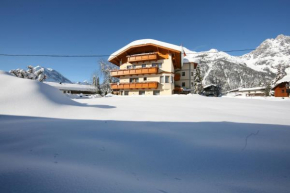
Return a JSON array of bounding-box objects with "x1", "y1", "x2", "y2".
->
[
  {"x1": 273, "y1": 75, "x2": 290, "y2": 97},
  {"x1": 202, "y1": 84, "x2": 220, "y2": 97},
  {"x1": 44, "y1": 82, "x2": 96, "y2": 95},
  {"x1": 227, "y1": 87, "x2": 266, "y2": 97},
  {"x1": 108, "y1": 39, "x2": 199, "y2": 95}
]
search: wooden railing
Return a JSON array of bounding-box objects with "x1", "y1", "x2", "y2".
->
[
  {"x1": 111, "y1": 82, "x2": 159, "y2": 90},
  {"x1": 127, "y1": 53, "x2": 158, "y2": 62},
  {"x1": 110, "y1": 67, "x2": 158, "y2": 77}
]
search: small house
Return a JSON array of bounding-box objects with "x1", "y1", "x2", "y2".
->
[
  {"x1": 227, "y1": 87, "x2": 266, "y2": 97},
  {"x1": 273, "y1": 76, "x2": 290, "y2": 97},
  {"x1": 44, "y1": 82, "x2": 97, "y2": 95},
  {"x1": 202, "y1": 84, "x2": 220, "y2": 97}
]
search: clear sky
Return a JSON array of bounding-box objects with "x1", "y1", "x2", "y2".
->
[{"x1": 0, "y1": 0, "x2": 289, "y2": 82}]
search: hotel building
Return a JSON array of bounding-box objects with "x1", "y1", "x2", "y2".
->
[{"x1": 108, "y1": 39, "x2": 198, "y2": 95}]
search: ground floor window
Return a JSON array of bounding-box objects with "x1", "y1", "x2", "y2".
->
[
  {"x1": 182, "y1": 82, "x2": 185, "y2": 87},
  {"x1": 153, "y1": 90, "x2": 160, "y2": 95},
  {"x1": 139, "y1": 90, "x2": 145, "y2": 95},
  {"x1": 124, "y1": 91, "x2": 129, "y2": 95}
]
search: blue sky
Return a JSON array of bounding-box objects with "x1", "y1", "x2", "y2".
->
[{"x1": 0, "y1": 0, "x2": 289, "y2": 82}]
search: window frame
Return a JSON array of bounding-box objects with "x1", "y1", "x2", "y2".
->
[{"x1": 139, "y1": 90, "x2": 145, "y2": 95}]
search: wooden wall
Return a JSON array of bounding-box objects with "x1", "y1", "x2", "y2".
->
[{"x1": 274, "y1": 82, "x2": 289, "y2": 97}]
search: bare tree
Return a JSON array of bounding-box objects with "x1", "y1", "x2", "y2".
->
[{"x1": 92, "y1": 59, "x2": 119, "y2": 94}]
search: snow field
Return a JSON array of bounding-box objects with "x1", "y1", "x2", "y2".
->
[{"x1": 1, "y1": 71, "x2": 290, "y2": 193}]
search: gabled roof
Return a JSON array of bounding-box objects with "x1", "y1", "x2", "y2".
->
[
  {"x1": 183, "y1": 56, "x2": 200, "y2": 64},
  {"x1": 274, "y1": 75, "x2": 290, "y2": 88},
  {"x1": 108, "y1": 39, "x2": 182, "y2": 61}
]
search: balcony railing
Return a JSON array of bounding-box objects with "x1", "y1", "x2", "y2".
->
[
  {"x1": 111, "y1": 82, "x2": 159, "y2": 90},
  {"x1": 110, "y1": 67, "x2": 158, "y2": 77},
  {"x1": 127, "y1": 53, "x2": 158, "y2": 63}
]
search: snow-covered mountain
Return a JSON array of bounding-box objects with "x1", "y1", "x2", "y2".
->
[
  {"x1": 185, "y1": 34, "x2": 290, "y2": 91},
  {"x1": 240, "y1": 34, "x2": 290, "y2": 73},
  {"x1": 34, "y1": 66, "x2": 72, "y2": 83}
]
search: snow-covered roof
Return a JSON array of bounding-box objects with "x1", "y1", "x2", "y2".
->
[
  {"x1": 183, "y1": 56, "x2": 200, "y2": 63},
  {"x1": 275, "y1": 75, "x2": 290, "y2": 87},
  {"x1": 238, "y1": 87, "x2": 265, "y2": 92},
  {"x1": 227, "y1": 87, "x2": 265, "y2": 93},
  {"x1": 44, "y1": 82, "x2": 96, "y2": 92},
  {"x1": 203, "y1": 84, "x2": 217, "y2": 89},
  {"x1": 108, "y1": 39, "x2": 182, "y2": 61}
]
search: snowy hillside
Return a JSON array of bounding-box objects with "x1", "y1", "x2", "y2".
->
[
  {"x1": 34, "y1": 66, "x2": 72, "y2": 83},
  {"x1": 240, "y1": 34, "x2": 290, "y2": 73},
  {"x1": 184, "y1": 34, "x2": 290, "y2": 91},
  {"x1": 1, "y1": 72, "x2": 290, "y2": 193}
]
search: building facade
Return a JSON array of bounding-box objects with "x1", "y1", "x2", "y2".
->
[
  {"x1": 108, "y1": 39, "x2": 198, "y2": 95},
  {"x1": 226, "y1": 87, "x2": 266, "y2": 97}
]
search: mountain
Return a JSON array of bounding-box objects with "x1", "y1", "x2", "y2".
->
[
  {"x1": 185, "y1": 34, "x2": 290, "y2": 91},
  {"x1": 240, "y1": 34, "x2": 290, "y2": 73},
  {"x1": 34, "y1": 66, "x2": 72, "y2": 83}
]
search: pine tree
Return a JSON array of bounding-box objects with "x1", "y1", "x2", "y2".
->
[{"x1": 194, "y1": 65, "x2": 203, "y2": 94}]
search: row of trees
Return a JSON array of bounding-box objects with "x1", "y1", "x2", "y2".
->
[{"x1": 9, "y1": 66, "x2": 46, "y2": 82}]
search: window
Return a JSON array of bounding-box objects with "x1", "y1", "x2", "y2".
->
[
  {"x1": 142, "y1": 64, "x2": 146, "y2": 68},
  {"x1": 153, "y1": 90, "x2": 160, "y2": 95},
  {"x1": 182, "y1": 72, "x2": 185, "y2": 76},
  {"x1": 160, "y1": 76, "x2": 164, "y2": 83},
  {"x1": 182, "y1": 82, "x2": 185, "y2": 87},
  {"x1": 143, "y1": 77, "x2": 147, "y2": 81},
  {"x1": 139, "y1": 91, "x2": 145, "y2": 95},
  {"x1": 282, "y1": 89, "x2": 285, "y2": 93},
  {"x1": 130, "y1": 78, "x2": 139, "y2": 83},
  {"x1": 165, "y1": 76, "x2": 170, "y2": 83},
  {"x1": 133, "y1": 65, "x2": 136, "y2": 69},
  {"x1": 127, "y1": 65, "x2": 132, "y2": 69},
  {"x1": 191, "y1": 72, "x2": 193, "y2": 76},
  {"x1": 124, "y1": 91, "x2": 129, "y2": 95},
  {"x1": 152, "y1": 63, "x2": 162, "y2": 68}
]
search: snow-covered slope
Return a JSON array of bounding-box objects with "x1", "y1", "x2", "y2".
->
[
  {"x1": 34, "y1": 66, "x2": 72, "y2": 83},
  {"x1": 240, "y1": 34, "x2": 290, "y2": 73},
  {"x1": 1, "y1": 71, "x2": 290, "y2": 193},
  {"x1": 183, "y1": 34, "x2": 290, "y2": 91}
]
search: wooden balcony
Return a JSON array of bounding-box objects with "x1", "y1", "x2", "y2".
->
[
  {"x1": 127, "y1": 53, "x2": 158, "y2": 62},
  {"x1": 110, "y1": 67, "x2": 158, "y2": 77},
  {"x1": 111, "y1": 82, "x2": 159, "y2": 90}
]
